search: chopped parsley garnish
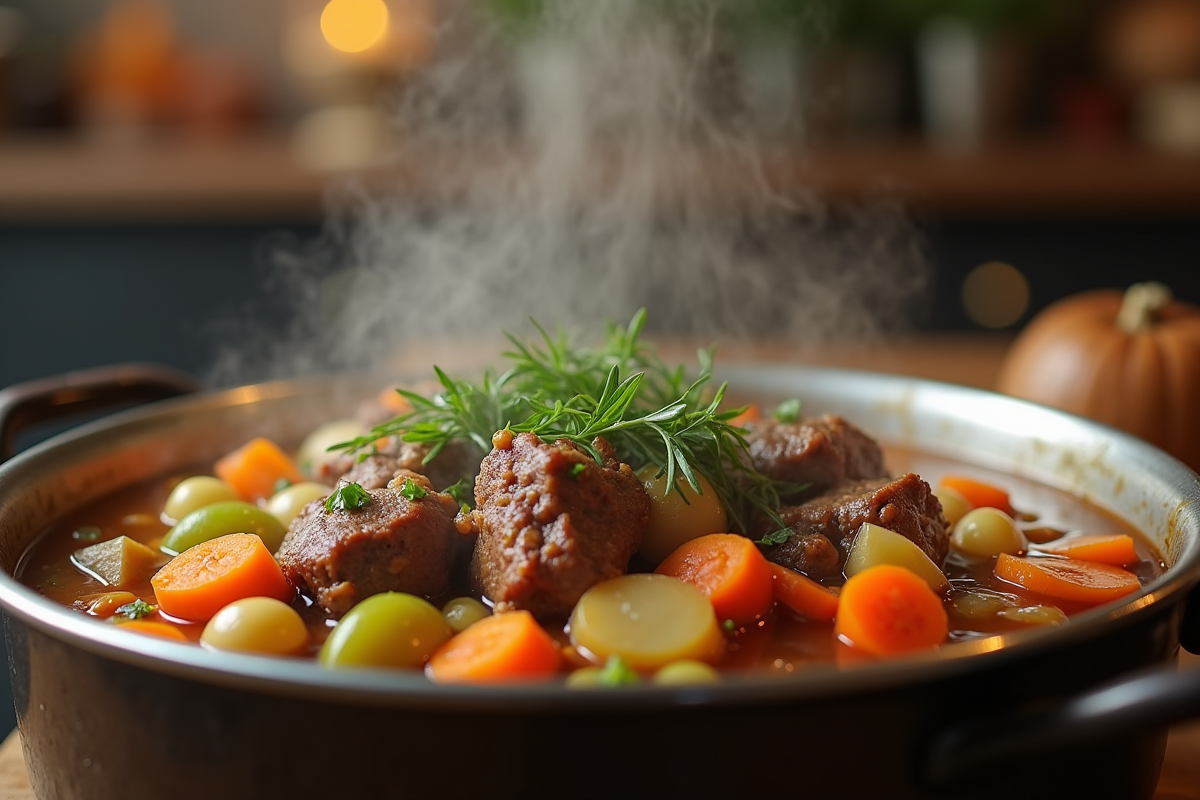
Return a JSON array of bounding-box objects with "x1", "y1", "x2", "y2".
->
[
  {"x1": 755, "y1": 528, "x2": 793, "y2": 546},
  {"x1": 568, "y1": 462, "x2": 587, "y2": 479},
  {"x1": 443, "y1": 478, "x2": 472, "y2": 509},
  {"x1": 597, "y1": 655, "x2": 641, "y2": 687},
  {"x1": 273, "y1": 477, "x2": 293, "y2": 495},
  {"x1": 72, "y1": 527, "x2": 101, "y2": 542},
  {"x1": 115, "y1": 599, "x2": 157, "y2": 620},
  {"x1": 398, "y1": 477, "x2": 428, "y2": 502},
  {"x1": 772, "y1": 398, "x2": 802, "y2": 424},
  {"x1": 325, "y1": 482, "x2": 373, "y2": 513}
]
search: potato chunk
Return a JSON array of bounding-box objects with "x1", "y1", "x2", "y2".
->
[
  {"x1": 844, "y1": 522, "x2": 949, "y2": 593},
  {"x1": 72, "y1": 536, "x2": 163, "y2": 588}
]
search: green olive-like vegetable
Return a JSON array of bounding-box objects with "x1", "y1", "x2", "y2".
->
[
  {"x1": 442, "y1": 596, "x2": 490, "y2": 633},
  {"x1": 265, "y1": 482, "x2": 332, "y2": 528},
  {"x1": 200, "y1": 597, "x2": 310, "y2": 655},
  {"x1": 937, "y1": 487, "x2": 971, "y2": 528},
  {"x1": 948, "y1": 590, "x2": 1013, "y2": 621},
  {"x1": 163, "y1": 476, "x2": 239, "y2": 523},
  {"x1": 162, "y1": 501, "x2": 288, "y2": 556},
  {"x1": 952, "y1": 507, "x2": 1028, "y2": 558},
  {"x1": 636, "y1": 466, "x2": 728, "y2": 567},
  {"x1": 999, "y1": 604, "x2": 1067, "y2": 626},
  {"x1": 653, "y1": 659, "x2": 721, "y2": 686},
  {"x1": 319, "y1": 592, "x2": 452, "y2": 670},
  {"x1": 565, "y1": 667, "x2": 606, "y2": 689}
]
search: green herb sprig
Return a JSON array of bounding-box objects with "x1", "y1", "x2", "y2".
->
[{"x1": 331, "y1": 310, "x2": 790, "y2": 537}]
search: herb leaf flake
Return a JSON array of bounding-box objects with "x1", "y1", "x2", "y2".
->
[{"x1": 325, "y1": 483, "x2": 373, "y2": 513}]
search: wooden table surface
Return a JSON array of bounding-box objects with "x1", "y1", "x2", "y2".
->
[{"x1": 0, "y1": 332, "x2": 1197, "y2": 798}]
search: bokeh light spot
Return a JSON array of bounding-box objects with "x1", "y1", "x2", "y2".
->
[
  {"x1": 962, "y1": 261, "x2": 1030, "y2": 329},
  {"x1": 321, "y1": 0, "x2": 389, "y2": 54}
]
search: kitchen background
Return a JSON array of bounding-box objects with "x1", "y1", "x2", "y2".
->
[
  {"x1": 1, "y1": 0, "x2": 1199, "y2": 392},
  {"x1": 0, "y1": 0, "x2": 1199, "y2": 738}
]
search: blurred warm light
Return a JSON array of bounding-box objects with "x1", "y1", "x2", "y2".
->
[
  {"x1": 962, "y1": 261, "x2": 1030, "y2": 329},
  {"x1": 321, "y1": 0, "x2": 389, "y2": 54},
  {"x1": 389, "y1": 0, "x2": 436, "y2": 69}
]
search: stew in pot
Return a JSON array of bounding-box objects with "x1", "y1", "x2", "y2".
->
[{"x1": 14, "y1": 313, "x2": 1165, "y2": 686}]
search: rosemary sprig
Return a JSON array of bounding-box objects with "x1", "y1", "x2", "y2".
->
[{"x1": 331, "y1": 310, "x2": 789, "y2": 536}]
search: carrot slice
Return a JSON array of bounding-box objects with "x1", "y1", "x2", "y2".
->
[
  {"x1": 214, "y1": 438, "x2": 305, "y2": 502},
  {"x1": 938, "y1": 475, "x2": 1014, "y2": 516},
  {"x1": 770, "y1": 563, "x2": 839, "y2": 622},
  {"x1": 994, "y1": 553, "x2": 1142, "y2": 605},
  {"x1": 427, "y1": 610, "x2": 561, "y2": 684},
  {"x1": 114, "y1": 619, "x2": 188, "y2": 641},
  {"x1": 151, "y1": 533, "x2": 292, "y2": 622},
  {"x1": 727, "y1": 404, "x2": 762, "y2": 429},
  {"x1": 655, "y1": 533, "x2": 775, "y2": 625},
  {"x1": 835, "y1": 564, "x2": 949, "y2": 657},
  {"x1": 1033, "y1": 534, "x2": 1139, "y2": 566}
]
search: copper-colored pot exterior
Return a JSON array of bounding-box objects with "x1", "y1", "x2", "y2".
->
[{"x1": 0, "y1": 367, "x2": 1197, "y2": 800}]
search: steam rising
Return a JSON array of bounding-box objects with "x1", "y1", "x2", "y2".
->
[{"x1": 207, "y1": 0, "x2": 931, "y2": 386}]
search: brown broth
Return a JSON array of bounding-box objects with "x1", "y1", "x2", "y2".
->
[{"x1": 14, "y1": 445, "x2": 1166, "y2": 674}]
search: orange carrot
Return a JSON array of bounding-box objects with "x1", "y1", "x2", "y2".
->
[
  {"x1": 994, "y1": 553, "x2": 1142, "y2": 605},
  {"x1": 1032, "y1": 534, "x2": 1138, "y2": 566},
  {"x1": 427, "y1": 610, "x2": 561, "y2": 684},
  {"x1": 770, "y1": 563, "x2": 839, "y2": 622},
  {"x1": 835, "y1": 564, "x2": 949, "y2": 657},
  {"x1": 114, "y1": 619, "x2": 188, "y2": 641},
  {"x1": 151, "y1": 533, "x2": 292, "y2": 622},
  {"x1": 377, "y1": 386, "x2": 413, "y2": 414},
  {"x1": 727, "y1": 404, "x2": 762, "y2": 429},
  {"x1": 938, "y1": 475, "x2": 1014, "y2": 516},
  {"x1": 655, "y1": 533, "x2": 775, "y2": 625},
  {"x1": 214, "y1": 438, "x2": 305, "y2": 502}
]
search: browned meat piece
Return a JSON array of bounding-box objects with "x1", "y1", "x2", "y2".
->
[
  {"x1": 471, "y1": 433, "x2": 650, "y2": 620},
  {"x1": 338, "y1": 453, "x2": 406, "y2": 490},
  {"x1": 275, "y1": 470, "x2": 470, "y2": 618},
  {"x1": 746, "y1": 415, "x2": 888, "y2": 496},
  {"x1": 315, "y1": 437, "x2": 483, "y2": 494},
  {"x1": 757, "y1": 473, "x2": 948, "y2": 580}
]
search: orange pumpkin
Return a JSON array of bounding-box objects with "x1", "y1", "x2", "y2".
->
[{"x1": 995, "y1": 282, "x2": 1200, "y2": 471}]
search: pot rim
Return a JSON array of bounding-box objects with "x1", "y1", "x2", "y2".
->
[{"x1": 0, "y1": 365, "x2": 1198, "y2": 713}]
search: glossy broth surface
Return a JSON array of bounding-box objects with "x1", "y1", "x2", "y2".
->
[{"x1": 16, "y1": 443, "x2": 1165, "y2": 677}]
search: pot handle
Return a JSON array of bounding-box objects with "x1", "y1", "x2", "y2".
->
[
  {"x1": 922, "y1": 662, "x2": 1200, "y2": 790},
  {"x1": 0, "y1": 363, "x2": 202, "y2": 461}
]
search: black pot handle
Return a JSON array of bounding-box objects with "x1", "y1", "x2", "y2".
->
[
  {"x1": 922, "y1": 662, "x2": 1200, "y2": 791},
  {"x1": 0, "y1": 363, "x2": 202, "y2": 462}
]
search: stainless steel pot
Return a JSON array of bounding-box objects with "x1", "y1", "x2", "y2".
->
[{"x1": 1, "y1": 363, "x2": 1199, "y2": 800}]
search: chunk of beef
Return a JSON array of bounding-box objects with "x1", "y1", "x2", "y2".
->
[
  {"x1": 315, "y1": 437, "x2": 483, "y2": 494},
  {"x1": 471, "y1": 433, "x2": 650, "y2": 620},
  {"x1": 275, "y1": 470, "x2": 470, "y2": 618},
  {"x1": 746, "y1": 414, "x2": 888, "y2": 496},
  {"x1": 758, "y1": 473, "x2": 948, "y2": 580},
  {"x1": 338, "y1": 453, "x2": 407, "y2": 490}
]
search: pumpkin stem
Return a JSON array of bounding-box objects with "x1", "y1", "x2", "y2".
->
[{"x1": 1116, "y1": 282, "x2": 1173, "y2": 334}]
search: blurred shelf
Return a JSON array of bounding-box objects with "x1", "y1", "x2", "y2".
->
[
  {"x1": 2, "y1": 133, "x2": 1200, "y2": 223},
  {"x1": 786, "y1": 139, "x2": 1200, "y2": 220},
  {"x1": 0, "y1": 132, "x2": 329, "y2": 224}
]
